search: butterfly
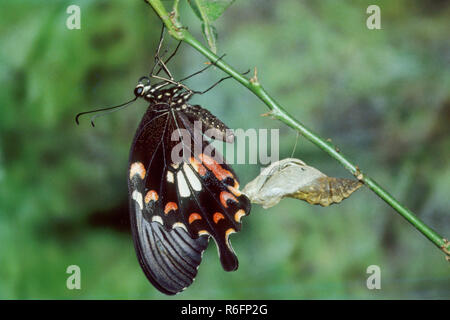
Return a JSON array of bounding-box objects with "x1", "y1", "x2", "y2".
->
[{"x1": 76, "y1": 28, "x2": 251, "y2": 295}]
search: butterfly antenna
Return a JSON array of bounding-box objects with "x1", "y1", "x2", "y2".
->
[{"x1": 75, "y1": 97, "x2": 137, "y2": 126}]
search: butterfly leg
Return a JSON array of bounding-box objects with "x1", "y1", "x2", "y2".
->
[
  {"x1": 192, "y1": 75, "x2": 232, "y2": 95},
  {"x1": 149, "y1": 24, "x2": 166, "y2": 76},
  {"x1": 177, "y1": 54, "x2": 227, "y2": 83},
  {"x1": 149, "y1": 24, "x2": 180, "y2": 81},
  {"x1": 154, "y1": 41, "x2": 182, "y2": 77}
]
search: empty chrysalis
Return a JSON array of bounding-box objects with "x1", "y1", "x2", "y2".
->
[{"x1": 243, "y1": 158, "x2": 362, "y2": 208}]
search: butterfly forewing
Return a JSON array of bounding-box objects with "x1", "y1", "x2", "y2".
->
[{"x1": 128, "y1": 87, "x2": 250, "y2": 294}]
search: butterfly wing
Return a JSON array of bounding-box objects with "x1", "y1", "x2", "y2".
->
[
  {"x1": 175, "y1": 110, "x2": 251, "y2": 271},
  {"x1": 128, "y1": 108, "x2": 209, "y2": 295},
  {"x1": 128, "y1": 104, "x2": 250, "y2": 295}
]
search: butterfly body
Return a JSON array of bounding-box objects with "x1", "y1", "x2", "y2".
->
[{"x1": 127, "y1": 77, "x2": 250, "y2": 294}]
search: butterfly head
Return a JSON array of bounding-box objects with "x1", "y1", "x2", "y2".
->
[{"x1": 134, "y1": 76, "x2": 153, "y2": 98}]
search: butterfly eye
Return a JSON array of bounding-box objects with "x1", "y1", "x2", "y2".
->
[
  {"x1": 134, "y1": 85, "x2": 144, "y2": 97},
  {"x1": 138, "y1": 76, "x2": 151, "y2": 86}
]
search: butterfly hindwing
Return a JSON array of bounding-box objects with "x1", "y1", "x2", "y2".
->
[
  {"x1": 177, "y1": 111, "x2": 250, "y2": 270},
  {"x1": 183, "y1": 104, "x2": 235, "y2": 143},
  {"x1": 128, "y1": 173, "x2": 209, "y2": 295}
]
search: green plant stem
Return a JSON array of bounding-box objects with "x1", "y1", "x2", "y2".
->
[{"x1": 145, "y1": 0, "x2": 450, "y2": 258}]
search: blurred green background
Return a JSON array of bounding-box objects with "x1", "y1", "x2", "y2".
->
[{"x1": 0, "y1": 0, "x2": 449, "y2": 299}]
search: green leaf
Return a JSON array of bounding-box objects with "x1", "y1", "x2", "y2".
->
[
  {"x1": 188, "y1": 0, "x2": 235, "y2": 22},
  {"x1": 188, "y1": 0, "x2": 234, "y2": 53},
  {"x1": 201, "y1": 22, "x2": 218, "y2": 53}
]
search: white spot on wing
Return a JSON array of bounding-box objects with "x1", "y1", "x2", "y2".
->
[
  {"x1": 177, "y1": 171, "x2": 191, "y2": 197},
  {"x1": 172, "y1": 222, "x2": 188, "y2": 232},
  {"x1": 132, "y1": 190, "x2": 143, "y2": 210},
  {"x1": 234, "y1": 209, "x2": 246, "y2": 223},
  {"x1": 152, "y1": 216, "x2": 163, "y2": 225},
  {"x1": 183, "y1": 163, "x2": 202, "y2": 192},
  {"x1": 167, "y1": 171, "x2": 174, "y2": 183},
  {"x1": 209, "y1": 236, "x2": 222, "y2": 262},
  {"x1": 225, "y1": 228, "x2": 236, "y2": 250}
]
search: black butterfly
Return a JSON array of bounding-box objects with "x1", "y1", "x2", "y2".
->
[{"x1": 76, "y1": 29, "x2": 251, "y2": 295}]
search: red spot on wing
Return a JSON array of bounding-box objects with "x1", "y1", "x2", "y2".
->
[
  {"x1": 190, "y1": 157, "x2": 207, "y2": 176},
  {"x1": 144, "y1": 190, "x2": 158, "y2": 203},
  {"x1": 220, "y1": 191, "x2": 238, "y2": 208},
  {"x1": 213, "y1": 212, "x2": 225, "y2": 224},
  {"x1": 198, "y1": 154, "x2": 233, "y2": 181},
  {"x1": 227, "y1": 185, "x2": 242, "y2": 197},
  {"x1": 164, "y1": 202, "x2": 178, "y2": 214},
  {"x1": 188, "y1": 213, "x2": 202, "y2": 224}
]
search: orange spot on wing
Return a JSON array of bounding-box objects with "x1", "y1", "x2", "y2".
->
[
  {"x1": 144, "y1": 190, "x2": 158, "y2": 203},
  {"x1": 213, "y1": 212, "x2": 225, "y2": 224},
  {"x1": 188, "y1": 213, "x2": 202, "y2": 224},
  {"x1": 198, "y1": 154, "x2": 233, "y2": 181},
  {"x1": 190, "y1": 157, "x2": 207, "y2": 176},
  {"x1": 164, "y1": 202, "x2": 178, "y2": 214},
  {"x1": 220, "y1": 191, "x2": 238, "y2": 208},
  {"x1": 227, "y1": 184, "x2": 242, "y2": 197}
]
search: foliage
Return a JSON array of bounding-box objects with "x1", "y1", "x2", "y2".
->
[
  {"x1": 0, "y1": 0, "x2": 449, "y2": 299},
  {"x1": 187, "y1": 0, "x2": 234, "y2": 53}
]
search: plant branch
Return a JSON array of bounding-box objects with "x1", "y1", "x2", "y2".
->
[{"x1": 145, "y1": 0, "x2": 450, "y2": 258}]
